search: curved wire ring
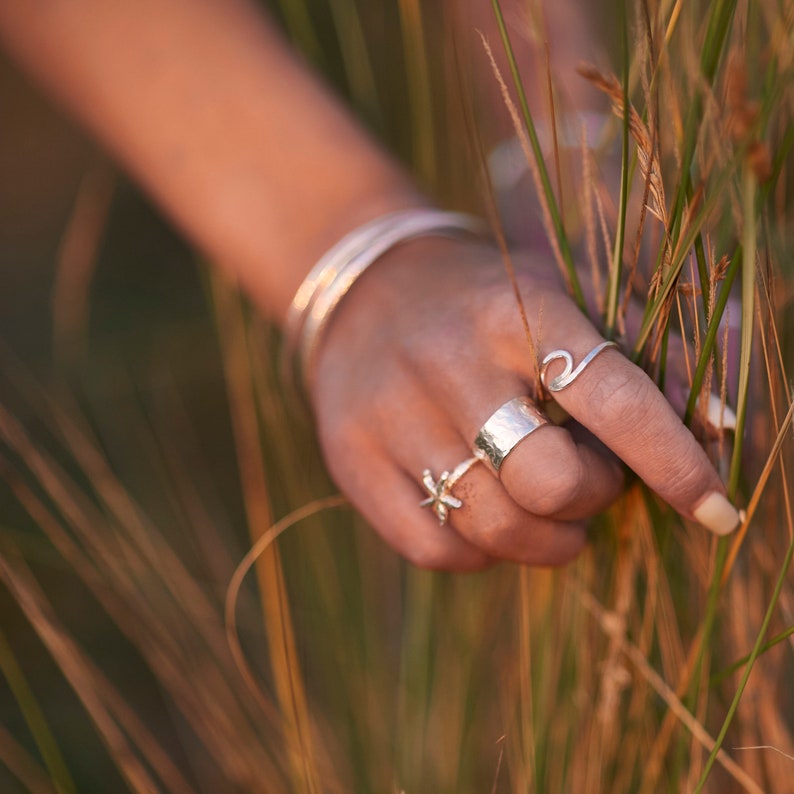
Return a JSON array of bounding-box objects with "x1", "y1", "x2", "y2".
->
[{"x1": 540, "y1": 340, "x2": 619, "y2": 394}]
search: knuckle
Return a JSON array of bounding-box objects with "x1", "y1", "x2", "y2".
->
[
  {"x1": 502, "y1": 435, "x2": 582, "y2": 516},
  {"x1": 521, "y1": 467, "x2": 581, "y2": 515},
  {"x1": 471, "y1": 274, "x2": 539, "y2": 349},
  {"x1": 587, "y1": 368, "x2": 658, "y2": 439},
  {"x1": 651, "y1": 447, "x2": 710, "y2": 501}
]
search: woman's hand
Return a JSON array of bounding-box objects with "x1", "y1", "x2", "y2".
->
[
  {"x1": 0, "y1": 0, "x2": 738, "y2": 572},
  {"x1": 311, "y1": 236, "x2": 740, "y2": 570}
]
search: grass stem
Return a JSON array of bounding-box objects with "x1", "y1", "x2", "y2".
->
[{"x1": 489, "y1": 0, "x2": 585, "y2": 310}]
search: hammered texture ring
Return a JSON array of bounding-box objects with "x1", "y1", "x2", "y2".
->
[{"x1": 472, "y1": 396, "x2": 550, "y2": 475}]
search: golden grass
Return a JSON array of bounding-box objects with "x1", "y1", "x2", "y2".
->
[{"x1": 0, "y1": 0, "x2": 791, "y2": 791}]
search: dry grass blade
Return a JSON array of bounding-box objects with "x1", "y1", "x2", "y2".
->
[
  {"x1": 478, "y1": 31, "x2": 569, "y2": 291},
  {"x1": 454, "y1": 30, "x2": 543, "y2": 385},
  {"x1": 397, "y1": 0, "x2": 437, "y2": 185},
  {"x1": 517, "y1": 568, "x2": 537, "y2": 786},
  {"x1": 5, "y1": 468, "x2": 286, "y2": 788},
  {"x1": 581, "y1": 134, "x2": 604, "y2": 314},
  {"x1": 0, "y1": 399, "x2": 290, "y2": 789},
  {"x1": 47, "y1": 401, "x2": 233, "y2": 636},
  {"x1": 0, "y1": 552, "x2": 163, "y2": 794},
  {"x1": 0, "y1": 721, "x2": 58, "y2": 794},
  {"x1": 722, "y1": 398, "x2": 794, "y2": 584},
  {"x1": 211, "y1": 271, "x2": 321, "y2": 794},
  {"x1": 577, "y1": 64, "x2": 668, "y2": 231},
  {"x1": 224, "y1": 495, "x2": 348, "y2": 709},
  {"x1": 0, "y1": 539, "x2": 194, "y2": 791},
  {"x1": 733, "y1": 746, "x2": 794, "y2": 763},
  {"x1": 578, "y1": 589, "x2": 764, "y2": 794},
  {"x1": 1, "y1": 1, "x2": 791, "y2": 791},
  {"x1": 51, "y1": 160, "x2": 116, "y2": 365},
  {"x1": 0, "y1": 623, "x2": 76, "y2": 794}
]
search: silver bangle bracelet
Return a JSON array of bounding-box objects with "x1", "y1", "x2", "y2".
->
[{"x1": 282, "y1": 208, "x2": 485, "y2": 401}]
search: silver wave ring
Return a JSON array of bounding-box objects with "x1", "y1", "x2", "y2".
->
[{"x1": 540, "y1": 340, "x2": 619, "y2": 395}]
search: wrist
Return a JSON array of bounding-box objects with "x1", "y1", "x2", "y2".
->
[
  {"x1": 282, "y1": 208, "x2": 487, "y2": 405},
  {"x1": 274, "y1": 182, "x2": 430, "y2": 323}
]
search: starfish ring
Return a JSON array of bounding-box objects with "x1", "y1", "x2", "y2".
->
[{"x1": 420, "y1": 456, "x2": 480, "y2": 525}]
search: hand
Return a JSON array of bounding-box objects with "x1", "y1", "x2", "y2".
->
[{"x1": 310, "y1": 236, "x2": 740, "y2": 570}]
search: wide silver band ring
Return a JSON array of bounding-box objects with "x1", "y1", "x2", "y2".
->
[
  {"x1": 472, "y1": 396, "x2": 550, "y2": 475},
  {"x1": 540, "y1": 340, "x2": 619, "y2": 395},
  {"x1": 420, "y1": 456, "x2": 480, "y2": 525}
]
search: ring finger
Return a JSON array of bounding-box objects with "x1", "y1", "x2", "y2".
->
[
  {"x1": 381, "y1": 391, "x2": 590, "y2": 565},
  {"x1": 423, "y1": 369, "x2": 625, "y2": 522}
]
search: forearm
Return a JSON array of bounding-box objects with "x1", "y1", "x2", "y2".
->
[{"x1": 0, "y1": 0, "x2": 423, "y2": 323}]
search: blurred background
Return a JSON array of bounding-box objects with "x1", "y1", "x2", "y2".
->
[{"x1": 0, "y1": 1, "x2": 792, "y2": 792}]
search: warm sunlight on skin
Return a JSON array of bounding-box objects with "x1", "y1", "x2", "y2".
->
[
  {"x1": 0, "y1": 0, "x2": 741, "y2": 572},
  {"x1": 0, "y1": 0, "x2": 791, "y2": 791}
]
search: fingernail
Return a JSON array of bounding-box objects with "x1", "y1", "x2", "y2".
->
[
  {"x1": 693, "y1": 492, "x2": 741, "y2": 535},
  {"x1": 706, "y1": 394, "x2": 737, "y2": 431}
]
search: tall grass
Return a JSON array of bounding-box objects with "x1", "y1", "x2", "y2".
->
[{"x1": 0, "y1": 0, "x2": 792, "y2": 791}]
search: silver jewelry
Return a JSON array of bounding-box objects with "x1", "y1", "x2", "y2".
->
[
  {"x1": 540, "y1": 340, "x2": 619, "y2": 394},
  {"x1": 420, "y1": 456, "x2": 480, "y2": 525},
  {"x1": 282, "y1": 209, "x2": 485, "y2": 400},
  {"x1": 472, "y1": 396, "x2": 550, "y2": 475}
]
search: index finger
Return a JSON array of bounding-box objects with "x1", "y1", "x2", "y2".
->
[{"x1": 540, "y1": 341, "x2": 740, "y2": 536}]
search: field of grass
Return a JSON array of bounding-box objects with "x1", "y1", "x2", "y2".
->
[{"x1": 0, "y1": 0, "x2": 792, "y2": 791}]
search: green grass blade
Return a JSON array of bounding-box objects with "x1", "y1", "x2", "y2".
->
[
  {"x1": 489, "y1": 0, "x2": 585, "y2": 311},
  {"x1": 605, "y1": 2, "x2": 631, "y2": 338},
  {"x1": 0, "y1": 626, "x2": 77, "y2": 794},
  {"x1": 727, "y1": 170, "x2": 758, "y2": 498},
  {"x1": 695, "y1": 516, "x2": 794, "y2": 790},
  {"x1": 684, "y1": 250, "x2": 741, "y2": 425},
  {"x1": 397, "y1": 0, "x2": 437, "y2": 186},
  {"x1": 633, "y1": 164, "x2": 735, "y2": 357},
  {"x1": 710, "y1": 624, "x2": 794, "y2": 685}
]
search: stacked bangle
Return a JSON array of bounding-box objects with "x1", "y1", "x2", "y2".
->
[{"x1": 282, "y1": 208, "x2": 485, "y2": 401}]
